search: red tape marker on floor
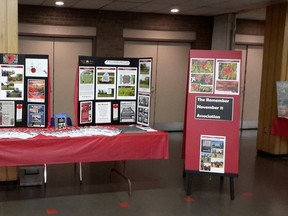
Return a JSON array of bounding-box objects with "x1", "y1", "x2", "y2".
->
[
  {"x1": 185, "y1": 196, "x2": 195, "y2": 203},
  {"x1": 242, "y1": 192, "x2": 253, "y2": 197},
  {"x1": 47, "y1": 208, "x2": 58, "y2": 214},
  {"x1": 119, "y1": 202, "x2": 130, "y2": 208}
]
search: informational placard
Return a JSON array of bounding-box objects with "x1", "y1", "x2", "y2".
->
[
  {"x1": 0, "y1": 53, "x2": 50, "y2": 128},
  {"x1": 184, "y1": 50, "x2": 241, "y2": 175},
  {"x1": 276, "y1": 81, "x2": 288, "y2": 118},
  {"x1": 195, "y1": 96, "x2": 233, "y2": 121},
  {"x1": 75, "y1": 56, "x2": 152, "y2": 126}
]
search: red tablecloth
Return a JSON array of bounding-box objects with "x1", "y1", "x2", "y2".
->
[
  {"x1": 0, "y1": 131, "x2": 169, "y2": 167},
  {"x1": 271, "y1": 117, "x2": 288, "y2": 136}
]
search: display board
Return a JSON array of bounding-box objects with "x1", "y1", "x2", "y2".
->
[
  {"x1": 184, "y1": 50, "x2": 242, "y2": 175},
  {"x1": 75, "y1": 56, "x2": 152, "y2": 126},
  {"x1": 0, "y1": 53, "x2": 50, "y2": 128}
]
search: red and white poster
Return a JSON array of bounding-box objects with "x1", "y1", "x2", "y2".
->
[
  {"x1": 80, "y1": 101, "x2": 92, "y2": 124},
  {"x1": 184, "y1": 50, "x2": 241, "y2": 175}
]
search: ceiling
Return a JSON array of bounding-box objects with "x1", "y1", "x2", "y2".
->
[{"x1": 18, "y1": 0, "x2": 288, "y2": 20}]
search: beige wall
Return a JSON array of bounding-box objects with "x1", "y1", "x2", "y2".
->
[{"x1": 235, "y1": 34, "x2": 264, "y2": 129}]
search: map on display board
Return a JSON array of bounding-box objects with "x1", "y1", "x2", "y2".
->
[
  {"x1": 75, "y1": 56, "x2": 153, "y2": 127},
  {"x1": 0, "y1": 53, "x2": 50, "y2": 128},
  {"x1": 184, "y1": 50, "x2": 242, "y2": 175}
]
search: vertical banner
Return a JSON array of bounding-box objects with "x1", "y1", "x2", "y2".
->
[{"x1": 184, "y1": 50, "x2": 241, "y2": 175}]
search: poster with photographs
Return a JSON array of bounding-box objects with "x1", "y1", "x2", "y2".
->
[
  {"x1": 120, "y1": 101, "x2": 136, "y2": 123},
  {"x1": 137, "y1": 94, "x2": 150, "y2": 126},
  {"x1": 95, "y1": 101, "x2": 111, "y2": 124},
  {"x1": 215, "y1": 59, "x2": 240, "y2": 95},
  {"x1": 96, "y1": 67, "x2": 116, "y2": 100},
  {"x1": 189, "y1": 58, "x2": 214, "y2": 93},
  {"x1": 77, "y1": 57, "x2": 153, "y2": 126},
  {"x1": 276, "y1": 81, "x2": 288, "y2": 118},
  {"x1": 79, "y1": 66, "x2": 95, "y2": 101},
  {"x1": 25, "y1": 58, "x2": 48, "y2": 77},
  {"x1": 0, "y1": 53, "x2": 49, "y2": 128},
  {"x1": 0, "y1": 101, "x2": 15, "y2": 126},
  {"x1": 0, "y1": 64, "x2": 24, "y2": 100},
  {"x1": 199, "y1": 135, "x2": 225, "y2": 173},
  {"x1": 27, "y1": 104, "x2": 45, "y2": 127},
  {"x1": 80, "y1": 101, "x2": 92, "y2": 124},
  {"x1": 139, "y1": 59, "x2": 152, "y2": 93},
  {"x1": 27, "y1": 79, "x2": 45, "y2": 102},
  {"x1": 117, "y1": 67, "x2": 137, "y2": 100}
]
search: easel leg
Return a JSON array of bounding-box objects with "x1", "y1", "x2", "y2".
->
[
  {"x1": 230, "y1": 176, "x2": 234, "y2": 200},
  {"x1": 186, "y1": 173, "x2": 192, "y2": 196}
]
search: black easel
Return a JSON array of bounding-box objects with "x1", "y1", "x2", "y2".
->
[{"x1": 185, "y1": 171, "x2": 237, "y2": 200}]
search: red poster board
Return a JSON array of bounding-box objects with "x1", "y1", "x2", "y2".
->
[{"x1": 184, "y1": 50, "x2": 241, "y2": 175}]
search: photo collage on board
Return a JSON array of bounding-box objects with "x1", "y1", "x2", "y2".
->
[
  {"x1": 0, "y1": 53, "x2": 49, "y2": 128},
  {"x1": 77, "y1": 57, "x2": 152, "y2": 127}
]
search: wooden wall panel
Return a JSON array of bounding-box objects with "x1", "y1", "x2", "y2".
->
[
  {"x1": 257, "y1": 3, "x2": 288, "y2": 155},
  {"x1": 0, "y1": 0, "x2": 18, "y2": 181},
  {"x1": 0, "y1": 0, "x2": 18, "y2": 53}
]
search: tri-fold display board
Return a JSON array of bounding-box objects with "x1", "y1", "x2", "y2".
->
[
  {"x1": 0, "y1": 53, "x2": 49, "y2": 128},
  {"x1": 184, "y1": 50, "x2": 242, "y2": 176},
  {"x1": 75, "y1": 56, "x2": 152, "y2": 126}
]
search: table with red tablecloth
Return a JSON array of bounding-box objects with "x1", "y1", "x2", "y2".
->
[
  {"x1": 0, "y1": 131, "x2": 169, "y2": 166},
  {"x1": 0, "y1": 130, "x2": 169, "y2": 194}
]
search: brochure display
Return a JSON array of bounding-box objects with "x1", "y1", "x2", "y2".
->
[
  {"x1": 184, "y1": 50, "x2": 242, "y2": 200},
  {"x1": 0, "y1": 53, "x2": 49, "y2": 128},
  {"x1": 75, "y1": 56, "x2": 152, "y2": 126}
]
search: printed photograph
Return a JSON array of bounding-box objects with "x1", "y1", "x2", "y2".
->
[
  {"x1": 139, "y1": 75, "x2": 150, "y2": 89},
  {"x1": 27, "y1": 79, "x2": 45, "y2": 102},
  {"x1": 118, "y1": 86, "x2": 136, "y2": 97},
  {"x1": 140, "y1": 62, "x2": 151, "y2": 75},
  {"x1": 80, "y1": 69, "x2": 94, "y2": 84},
  {"x1": 97, "y1": 87, "x2": 114, "y2": 98},
  {"x1": 191, "y1": 59, "x2": 214, "y2": 73},
  {"x1": 218, "y1": 62, "x2": 238, "y2": 80},
  {"x1": 97, "y1": 72, "x2": 115, "y2": 84},
  {"x1": 3, "y1": 54, "x2": 18, "y2": 64}
]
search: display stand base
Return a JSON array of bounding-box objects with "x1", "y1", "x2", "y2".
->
[
  {"x1": 185, "y1": 171, "x2": 237, "y2": 200},
  {"x1": 110, "y1": 161, "x2": 132, "y2": 196}
]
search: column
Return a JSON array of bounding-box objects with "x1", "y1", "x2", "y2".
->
[
  {"x1": 0, "y1": 0, "x2": 18, "y2": 181},
  {"x1": 211, "y1": 14, "x2": 236, "y2": 50},
  {"x1": 257, "y1": 2, "x2": 288, "y2": 155}
]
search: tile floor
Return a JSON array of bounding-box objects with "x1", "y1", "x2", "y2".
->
[{"x1": 0, "y1": 130, "x2": 287, "y2": 216}]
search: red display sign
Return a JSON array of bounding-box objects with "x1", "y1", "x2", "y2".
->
[{"x1": 184, "y1": 50, "x2": 242, "y2": 175}]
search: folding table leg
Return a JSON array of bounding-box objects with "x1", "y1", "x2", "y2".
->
[
  {"x1": 44, "y1": 164, "x2": 47, "y2": 184},
  {"x1": 110, "y1": 161, "x2": 132, "y2": 196},
  {"x1": 79, "y1": 162, "x2": 82, "y2": 182}
]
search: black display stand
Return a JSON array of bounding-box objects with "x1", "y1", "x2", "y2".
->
[{"x1": 76, "y1": 56, "x2": 152, "y2": 127}]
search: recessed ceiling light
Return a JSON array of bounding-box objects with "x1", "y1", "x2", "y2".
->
[
  {"x1": 170, "y1": 8, "x2": 179, "y2": 13},
  {"x1": 55, "y1": 1, "x2": 64, "y2": 6}
]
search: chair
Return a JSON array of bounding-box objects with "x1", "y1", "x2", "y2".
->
[{"x1": 43, "y1": 115, "x2": 82, "y2": 183}]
